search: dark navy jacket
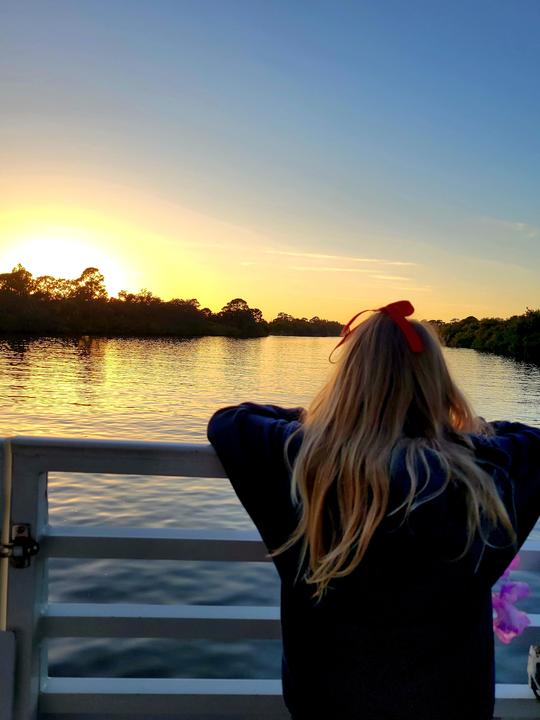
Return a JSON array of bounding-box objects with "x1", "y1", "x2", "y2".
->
[{"x1": 207, "y1": 403, "x2": 540, "y2": 720}]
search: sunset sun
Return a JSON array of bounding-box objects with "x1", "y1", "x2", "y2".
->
[{"x1": 1, "y1": 233, "x2": 127, "y2": 297}]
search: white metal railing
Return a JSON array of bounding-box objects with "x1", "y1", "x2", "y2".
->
[{"x1": 1, "y1": 436, "x2": 540, "y2": 719}]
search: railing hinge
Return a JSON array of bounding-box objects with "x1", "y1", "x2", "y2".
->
[{"x1": 0, "y1": 524, "x2": 40, "y2": 568}]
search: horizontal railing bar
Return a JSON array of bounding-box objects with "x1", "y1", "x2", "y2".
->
[
  {"x1": 41, "y1": 603, "x2": 281, "y2": 640},
  {"x1": 40, "y1": 715, "x2": 284, "y2": 720},
  {"x1": 42, "y1": 526, "x2": 269, "y2": 561},
  {"x1": 41, "y1": 526, "x2": 540, "y2": 565},
  {"x1": 40, "y1": 716, "x2": 282, "y2": 720},
  {"x1": 39, "y1": 678, "x2": 538, "y2": 717},
  {"x1": 40, "y1": 678, "x2": 288, "y2": 716},
  {"x1": 514, "y1": 539, "x2": 540, "y2": 571},
  {"x1": 494, "y1": 683, "x2": 540, "y2": 718},
  {"x1": 10, "y1": 437, "x2": 226, "y2": 478},
  {"x1": 39, "y1": 604, "x2": 540, "y2": 645}
]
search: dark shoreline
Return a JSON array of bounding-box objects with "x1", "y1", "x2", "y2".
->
[
  {"x1": 0, "y1": 330, "x2": 340, "y2": 342},
  {"x1": 0, "y1": 266, "x2": 341, "y2": 338},
  {"x1": 436, "y1": 311, "x2": 540, "y2": 366},
  {"x1": 1, "y1": 265, "x2": 538, "y2": 362}
]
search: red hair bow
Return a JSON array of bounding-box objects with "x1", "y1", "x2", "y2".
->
[
  {"x1": 330, "y1": 300, "x2": 424, "y2": 361},
  {"x1": 379, "y1": 300, "x2": 424, "y2": 353}
]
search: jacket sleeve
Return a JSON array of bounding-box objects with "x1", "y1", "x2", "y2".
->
[
  {"x1": 207, "y1": 403, "x2": 304, "y2": 552},
  {"x1": 490, "y1": 421, "x2": 540, "y2": 548}
]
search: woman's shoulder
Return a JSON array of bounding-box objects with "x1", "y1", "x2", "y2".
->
[
  {"x1": 471, "y1": 420, "x2": 540, "y2": 551},
  {"x1": 470, "y1": 420, "x2": 540, "y2": 471},
  {"x1": 386, "y1": 423, "x2": 540, "y2": 549},
  {"x1": 206, "y1": 402, "x2": 304, "y2": 554},
  {"x1": 208, "y1": 402, "x2": 303, "y2": 434}
]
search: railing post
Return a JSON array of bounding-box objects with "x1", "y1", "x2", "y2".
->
[
  {"x1": 0, "y1": 631, "x2": 15, "y2": 720},
  {"x1": 5, "y1": 450, "x2": 48, "y2": 720},
  {"x1": 1, "y1": 440, "x2": 9, "y2": 630},
  {"x1": 0, "y1": 441, "x2": 15, "y2": 720}
]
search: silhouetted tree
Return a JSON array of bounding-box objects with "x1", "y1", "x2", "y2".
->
[
  {"x1": 218, "y1": 298, "x2": 267, "y2": 337},
  {"x1": 71, "y1": 268, "x2": 108, "y2": 301},
  {"x1": 0, "y1": 264, "x2": 35, "y2": 296},
  {"x1": 33, "y1": 275, "x2": 72, "y2": 300},
  {"x1": 268, "y1": 312, "x2": 341, "y2": 336},
  {"x1": 440, "y1": 311, "x2": 540, "y2": 364},
  {"x1": 119, "y1": 288, "x2": 162, "y2": 304}
]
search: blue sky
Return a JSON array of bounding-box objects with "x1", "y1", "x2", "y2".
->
[{"x1": 1, "y1": 0, "x2": 539, "y2": 320}]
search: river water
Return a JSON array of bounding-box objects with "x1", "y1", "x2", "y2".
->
[{"x1": 0, "y1": 336, "x2": 539, "y2": 683}]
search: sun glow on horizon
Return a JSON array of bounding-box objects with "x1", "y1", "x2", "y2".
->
[
  {"x1": 0, "y1": 231, "x2": 128, "y2": 298},
  {"x1": 1, "y1": 183, "x2": 536, "y2": 323}
]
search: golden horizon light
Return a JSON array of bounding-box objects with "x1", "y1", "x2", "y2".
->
[
  {"x1": 1, "y1": 180, "x2": 538, "y2": 323},
  {"x1": 1, "y1": 233, "x2": 127, "y2": 298}
]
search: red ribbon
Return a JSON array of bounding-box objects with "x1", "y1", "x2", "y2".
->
[
  {"x1": 380, "y1": 300, "x2": 424, "y2": 353},
  {"x1": 330, "y1": 300, "x2": 424, "y2": 361}
]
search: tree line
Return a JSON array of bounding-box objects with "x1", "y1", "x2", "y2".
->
[
  {"x1": 0, "y1": 264, "x2": 342, "y2": 338},
  {"x1": 436, "y1": 310, "x2": 540, "y2": 365},
  {"x1": 2, "y1": 264, "x2": 538, "y2": 362}
]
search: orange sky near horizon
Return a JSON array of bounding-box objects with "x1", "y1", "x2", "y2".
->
[{"x1": 1, "y1": 175, "x2": 538, "y2": 324}]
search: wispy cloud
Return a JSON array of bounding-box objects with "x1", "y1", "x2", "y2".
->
[
  {"x1": 479, "y1": 217, "x2": 540, "y2": 239},
  {"x1": 383, "y1": 261, "x2": 416, "y2": 267},
  {"x1": 290, "y1": 267, "x2": 418, "y2": 284},
  {"x1": 371, "y1": 274, "x2": 410, "y2": 281},
  {"x1": 395, "y1": 286, "x2": 432, "y2": 293},
  {"x1": 266, "y1": 248, "x2": 416, "y2": 266},
  {"x1": 291, "y1": 266, "x2": 371, "y2": 273}
]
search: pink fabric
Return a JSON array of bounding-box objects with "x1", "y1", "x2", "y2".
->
[{"x1": 492, "y1": 555, "x2": 531, "y2": 644}]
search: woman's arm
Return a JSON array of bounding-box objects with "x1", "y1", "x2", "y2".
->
[
  {"x1": 489, "y1": 421, "x2": 540, "y2": 547},
  {"x1": 207, "y1": 402, "x2": 304, "y2": 551}
]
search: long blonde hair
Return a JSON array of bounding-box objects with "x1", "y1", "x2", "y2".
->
[{"x1": 275, "y1": 311, "x2": 515, "y2": 599}]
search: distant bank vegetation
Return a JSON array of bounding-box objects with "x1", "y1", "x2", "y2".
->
[
  {"x1": 436, "y1": 311, "x2": 540, "y2": 365},
  {"x1": 0, "y1": 264, "x2": 341, "y2": 338},
  {"x1": 1, "y1": 265, "x2": 538, "y2": 362}
]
